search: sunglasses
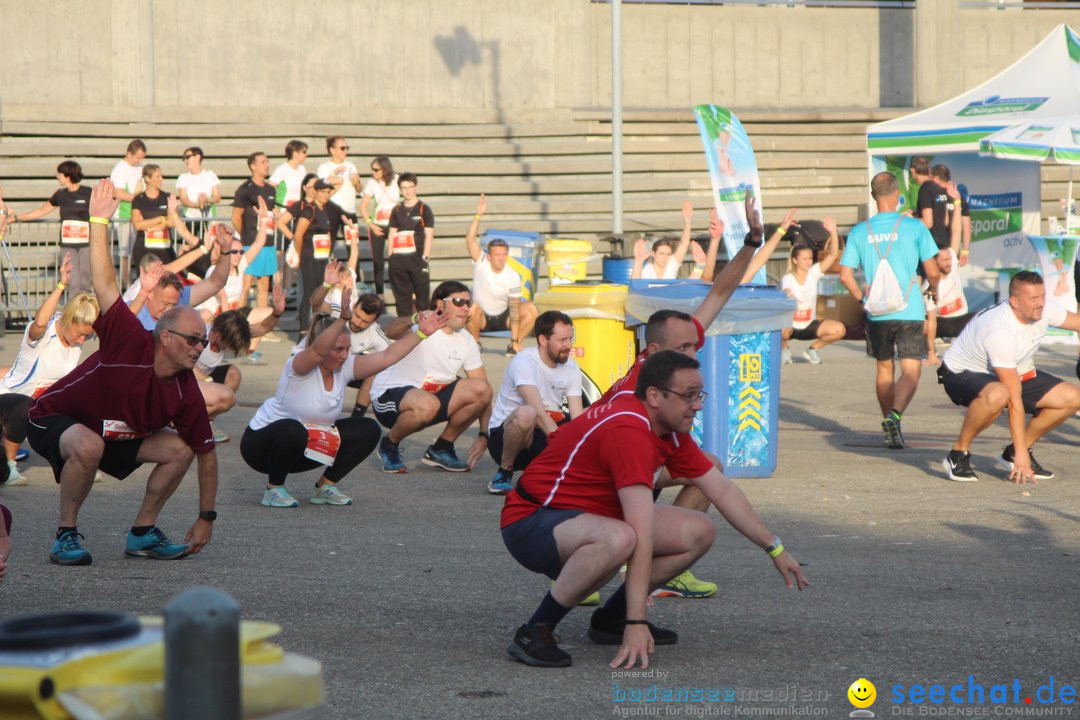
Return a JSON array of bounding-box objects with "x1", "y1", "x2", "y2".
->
[
  {"x1": 182, "y1": 154, "x2": 195, "y2": 160},
  {"x1": 337, "y1": 145, "x2": 350, "y2": 152},
  {"x1": 170, "y1": 330, "x2": 209, "y2": 348},
  {"x1": 447, "y1": 297, "x2": 472, "y2": 308},
  {"x1": 371, "y1": 166, "x2": 381, "y2": 173}
]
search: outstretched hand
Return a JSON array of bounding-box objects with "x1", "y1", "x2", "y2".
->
[
  {"x1": 90, "y1": 179, "x2": 120, "y2": 219},
  {"x1": 744, "y1": 190, "x2": 764, "y2": 247},
  {"x1": 823, "y1": 216, "x2": 838, "y2": 236},
  {"x1": 141, "y1": 262, "x2": 164, "y2": 293},
  {"x1": 691, "y1": 239, "x2": 707, "y2": 264},
  {"x1": 416, "y1": 309, "x2": 447, "y2": 337},
  {"x1": 779, "y1": 207, "x2": 799, "y2": 233},
  {"x1": 708, "y1": 208, "x2": 725, "y2": 241},
  {"x1": 323, "y1": 259, "x2": 343, "y2": 286},
  {"x1": 681, "y1": 199, "x2": 693, "y2": 224},
  {"x1": 633, "y1": 237, "x2": 648, "y2": 262},
  {"x1": 59, "y1": 252, "x2": 73, "y2": 285},
  {"x1": 272, "y1": 283, "x2": 286, "y2": 316},
  {"x1": 476, "y1": 194, "x2": 487, "y2": 217},
  {"x1": 338, "y1": 287, "x2": 352, "y2": 319}
]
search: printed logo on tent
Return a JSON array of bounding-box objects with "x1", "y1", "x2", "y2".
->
[
  {"x1": 956, "y1": 95, "x2": 1048, "y2": 117},
  {"x1": 1018, "y1": 125, "x2": 1053, "y2": 141},
  {"x1": 968, "y1": 192, "x2": 1023, "y2": 242}
]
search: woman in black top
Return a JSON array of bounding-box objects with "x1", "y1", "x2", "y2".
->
[
  {"x1": 293, "y1": 179, "x2": 344, "y2": 339},
  {"x1": 6, "y1": 161, "x2": 93, "y2": 295},
  {"x1": 129, "y1": 164, "x2": 199, "y2": 281}
]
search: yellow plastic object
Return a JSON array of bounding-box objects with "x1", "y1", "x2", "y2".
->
[
  {"x1": 0, "y1": 617, "x2": 324, "y2": 720},
  {"x1": 535, "y1": 283, "x2": 636, "y2": 393},
  {"x1": 545, "y1": 239, "x2": 594, "y2": 285}
]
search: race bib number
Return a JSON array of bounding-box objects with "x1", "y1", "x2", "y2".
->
[
  {"x1": 102, "y1": 420, "x2": 146, "y2": 441},
  {"x1": 258, "y1": 212, "x2": 275, "y2": 234},
  {"x1": 793, "y1": 307, "x2": 812, "y2": 324},
  {"x1": 312, "y1": 233, "x2": 331, "y2": 260},
  {"x1": 938, "y1": 297, "x2": 964, "y2": 317},
  {"x1": 344, "y1": 224, "x2": 360, "y2": 244},
  {"x1": 421, "y1": 378, "x2": 449, "y2": 393},
  {"x1": 391, "y1": 230, "x2": 416, "y2": 252},
  {"x1": 303, "y1": 423, "x2": 341, "y2": 465},
  {"x1": 375, "y1": 205, "x2": 393, "y2": 224},
  {"x1": 61, "y1": 220, "x2": 89, "y2": 245},
  {"x1": 145, "y1": 228, "x2": 170, "y2": 249},
  {"x1": 1017, "y1": 359, "x2": 1036, "y2": 382}
]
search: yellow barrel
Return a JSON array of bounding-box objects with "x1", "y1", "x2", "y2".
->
[
  {"x1": 544, "y1": 239, "x2": 594, "y2": 285},
  {"x1": 534, "y1": 283, "x2": 636, "y2": 393}
]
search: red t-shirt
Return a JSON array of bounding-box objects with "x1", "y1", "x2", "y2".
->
[
  {"x1": 29, "y1": 300, "x2": 214, "y2": 454},
  {"x1": 500, "y1": 394, "x2": 713, "y2": 527},
  {"x1": 595, "y1": 316, "x2": 705, "y2": 406}
]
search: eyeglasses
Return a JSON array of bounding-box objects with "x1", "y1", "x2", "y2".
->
[
  {"x1": 169, "y1": 330, "x2": 209, "y2": 348},
  {"x1": 656, "y1": 387, "x2": 708, "y2": 404},
  {"x1": 448, "y1": 297, "x2": 472, "y2": 308}
]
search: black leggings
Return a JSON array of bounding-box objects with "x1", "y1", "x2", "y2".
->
[
  {"x1": 240, "y1": 416, "x2": 381, "y2": 487},
  {"x1": 367, "y1": 224, "x2": 388, "y2": 295},
  {"x1": 298, "y1": 253, "x2": 328, "y2": 340}
]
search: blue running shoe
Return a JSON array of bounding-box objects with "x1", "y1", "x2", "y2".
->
[
  {"x1": 14, "y1": 448, "x2": 29, "y2": 462},
  {"x1": 422, "y1": 444, "x2": 468, "y2": 472},
  {"x1": 50, "y1": 530, "x2": 92, "y2": 566},
  {"x1": 378, "y1": 437, "x2": 407, "y2": 473},
  {"x1": 487, "y1": 467, "x2": 514, "y2": 495},
  {"x1": 124, "y1": 527, "x2": 189, "y2": 560}
]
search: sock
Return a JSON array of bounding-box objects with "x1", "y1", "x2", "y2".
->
[
  {"x1": 130, "y1": 525, "x2": 154, "y2": 537},
  {"x1": 526, "y1": 591, "x2": 572, "y2": 629},
  {"x1": 499, "y1": 465, "x2": 515, "y2": 476},
  {"x1": 351, "y1": 403, "x2": 368, "y2": 418},
  {"x1": 381, "y1": 436, "x2": 398, "y2": 449},
  {"x1": 432, "y1": 436, "x2": 454, "y2": 452},
  {"x1": 595, "y1": 584, "x2": 627, "y2": 623},
  {"x1": 57, "y1": 526, "x2": 77, "y2": 538},
  {"x1": 888, "y1": 409, "x2": 903, "y2": 422}
]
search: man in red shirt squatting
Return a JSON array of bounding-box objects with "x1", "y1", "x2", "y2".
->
[
  {"x1": 28, "y1": 179, "x2": 219, "y2": 566},
  {"x1": 501, "y1": 351, "x2": 808, "y2": 668}
]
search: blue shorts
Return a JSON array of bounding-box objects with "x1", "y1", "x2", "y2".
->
[
  {"x1": 501, "y1": 505, "x2": 583, "y2": 580},
  {"x1": 244, "y1": 246, "x2": 278, "y2": 277}
]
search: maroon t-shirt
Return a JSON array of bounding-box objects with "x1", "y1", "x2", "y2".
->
[{"x1": 29, "y1": 300, "x2": 215, "y2": 454}]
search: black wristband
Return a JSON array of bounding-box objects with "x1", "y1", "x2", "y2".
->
[
  {"x1": 624, "y1": 619, "x2": 649, "y2": 625},
  {"x1": 743, "y1": 230, "x2": 763, "y2": 248},
  {"x1": 478, "y1": 431, "x2": 489, "y2": 439},
  {"x1": 198, "y1": 510, "x2": 217, "y2": 522}
]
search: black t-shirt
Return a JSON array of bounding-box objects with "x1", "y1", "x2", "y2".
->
[
  {"x1": 388, "y1": 201, "x2": 434, "y2": 254},
  {"x1": 916, "y1": 181, "x2": 968, "y2": 250},
  {"x1": 49, "y1": 186, "x2": 93, "y2": 247},
  {"x1": 131, "y1": 191, "x2": 171, "y2": 246},
  {"x1": 232, "y1": 180, "x2": 277, "y2": 246},
  {"x1": 297, "y1": 201, "x2": 346, "y2": 257}
]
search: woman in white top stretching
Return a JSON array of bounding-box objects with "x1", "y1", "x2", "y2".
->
[{"x1": 779, "y1": 216, "x2": 845, "y2": 364}]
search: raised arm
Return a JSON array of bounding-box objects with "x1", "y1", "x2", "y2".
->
[
  {"x1": 89, "y1": 179, "x2": 122, "y2": 313},
  {"x1": 946, "y1": 182, "x2": 963, "y2": 256},
  {"x1": 9, "y1": 200, "x2": 58, "y2": 223},
  {"x1": 669, "y1": 200, "x2": 694, "y2": 268},
  {"x1": 187, "y1": 226, "x2": 234, "y2": 306},
  {"x1": 699, "y1": 210, "x2": 724, "y2": 283},
  {"x1": 293, "y1": 288, "x2": 353, "y2": 377},
  {"x1": 29, "y1": 253, "x2": 73, "y2": 342},
  {"x1": 630, "y1": 237, "x2": 648, "y2": 280},
  {"x1": 464, "y1": 194, "x2": 486, "y2": 262},
  {"x1": 249, "y1": 284, "x2": 286, "y2": 338},
  {"x1": 352, "y1": 309, "x2": 447, "y2": 379},
  {"x1": 693, "y1": 192, "x2": 764, "y2": 327},
  {"x1": 819, "y1": 216, "x2": 841, "y2": 273},
  {"x1": 242, "y1": 196, "x2": 271, "y2": 265},
  {"x1": 742, "y1": 207, "x2": 797, "y2": 283},
  {"x1": 343, "y1": 215, "x2": 359, "y2": 275},
  {"x1": 309, "y1": 260, "x2": 343, "y2": 314}
]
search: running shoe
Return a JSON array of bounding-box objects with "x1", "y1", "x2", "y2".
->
[
  {"x1": 378, "y1": 437, "x2": 407, "y2": 473},
  {"x1": 211, "y1": 423, "x2": 230, "y2": 444},
  {"x1": 587, "y1": 610, "x2": 678, "y2": 646},
  {"x1": 651, "y1": 569, "x2": 718, "y2": 599},
  {"x1": 505, "y1": 343, "x2": 518, "y2": 358},
  {"x1": 310, "y1": 484, "x2": 353, "y2": 506},
  {"x1": 50, "y1": 530, "x2": 92, "y2": 566},
  {"x1": 14, "y1": 448, "x2": 29, "y2": 462},
  {"x1": 579, "y1": 591, "x2": 601, "y2": 607},
  {"x1": 781, "y1": 348, "x2": 793, "y2": 365},
  {"x1": 243, "y1": 351, "x2": 266, "y2": 365},
  {"x1": 507, "y1": 623, "x2": 572, "y2": 668},
  {"x1": 487, "y1": 467, "x2": 514, "y2": 495},
  {"x1": 997, "y1": 444, "x2": 1054, "y2": 480},
  {"x1": 881, "y1": 417, "x2": 905, "y2": 449},
  {"x1": 261, "y1": 486, "x2": 299, "y2": 508},
  {"x1": 803, "y1": 348, "x2": 822, "y2": 364},
  {"x1": 942, "y1": 450, "x2": 979, "y2": 482},
  {"x1": 2, "y1": 460, "x2": 27, "y2": 487},
  {"x1": 422, "y1": 444, "x2": 469, "y2": 472},
  {"x1": 125, "y1": 527, "x2": 189, "y2": 560}
]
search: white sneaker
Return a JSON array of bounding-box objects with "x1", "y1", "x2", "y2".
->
[
  {"x1": 310, "y1": 484, "x2": 353, "y2": 506},
  {"x1": 2, "y1": 460, "x2": 27, "y2": 487},
  {"x1": 803, "y1": 348, "x2": 822, "y2": 364},
  {"x1": 781, "y1": 348, "x2": 793, "y2": 364},
  {"x1": 261, "y1": 486, "x2": 299, "y2": 508}
]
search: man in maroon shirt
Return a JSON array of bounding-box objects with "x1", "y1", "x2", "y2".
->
[
  {"x1": 28, "y1": 179, "x2": 220, "y2": 567},
  {"x1": 501, "y1": 351, "x2": 808, "y2": 669}
]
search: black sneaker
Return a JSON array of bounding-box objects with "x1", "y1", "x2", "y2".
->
[
  {"x1": 507, "y1": 623, "x2": 572, "y2": 668},
  {"x1": 942, "y1": 450, "x2": 978, "y2": 482},
  {"x1": 587, "y1": 610, "x2": 678, "y2": 646},
  {"x1": 997, "y1": 444, "x2": 1054, "y2": 480},
  {"x1": 505, "y1": 343, "x2": 518, "y2": 358},
  {"x1": 881, "y1": 417, "x2": 905, "y2": 449}
]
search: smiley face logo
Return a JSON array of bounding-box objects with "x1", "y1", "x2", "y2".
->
[{"x1": 848, "y1": 678, "x2": 877, "y2": 709}]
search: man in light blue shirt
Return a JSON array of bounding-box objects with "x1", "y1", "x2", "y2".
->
[{"x1": 840, "y1": 172, "x2": 940, "y2": 449}]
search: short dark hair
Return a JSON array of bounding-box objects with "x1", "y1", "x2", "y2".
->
[
  {"x1": 398, "y1": 172, "x2": 418, "y2": 187},
  {"x1": 910, "y1": 156, "x2": 931, "y2": 176},
  {"x1": 247, "y1": 151, "x2": 266, "y2": 170},
  {"x1": 430, "y1": 281, "x2": 470, "y2": 309},
  {"x1": 651, "y1": 238, "x2": 674, "y2": 253},
  {"x1": 1009, "y1": 270, "x2": 1044, "y2": 296},
  {"x1": 644, "y1": 309, "x2": 694, "y2": 347},
  {"x1": 211, "y1": 310, "x2": 253, "y2": 356},
  {"x1": 326, "y1": 136, "x2": 345, "y2": 152},
  {"x1": 56, "y1": 160, "x2": 83, "y2": 184},
  {"x1": 126, "y1": 139, "x2": 147, "y2": 156},
  {"x1": 184, "y1": 146, "x2": 204, "y2": 159},
  {"x1": 155, "y1": 271, "x2": 184, "y2": 295},
  {"x1": 930, "y1": 164, "x2": 951, "y2": 182},
  {"x1": 356, "y1": 293, "x2": 385, "y2": 317},
  {"x1": 635, "y1": 350, "x2": 700, "y2": 400},
  {"x1": 486, "y1": 239, "x2": 509, "y2": 252},
  {"x1": 535, "y1": 310, "x2": 573, "y2": 340},
  {"x1": 285, "y1": 139, "x2": 308, "y2": 160}
]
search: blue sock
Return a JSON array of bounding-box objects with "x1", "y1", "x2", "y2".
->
[{"x1": 527, "y1": 591, "x2": 572, "y2": 629}]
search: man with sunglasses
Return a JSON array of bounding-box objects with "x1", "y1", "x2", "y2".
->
[
  {"x1": 371, "y1": 281, "x2": 493, "y2": 473},
  {"x1": 501, "y1": 351, "x2": 808, "y2": 669},
  {"x1": 27, "y1": 179, "x2": 220, "y2": 568}
]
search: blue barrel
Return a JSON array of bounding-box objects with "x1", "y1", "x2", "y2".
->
[
  {"x1": 481, "y1": 229, "x2": 543, "y2": 301},
  {"x1": 602, "y1": 256, "x2": 634, "y2": 284},
  {"x1": 625, "y1": 281, "x2": 794, "y2": 477}
]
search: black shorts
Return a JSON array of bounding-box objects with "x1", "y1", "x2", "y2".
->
[
  {"x1": 488, "y1": 424, "x2": 550, "y2": 471},
  {"x1": 789, "y1": 320, "x2": 821, "y2": 342},
  {"x1": 865, "y1": 319, "x2": 925, "y2": 361},
  {"x1": 483, "y1": 308, "x2": 510, "y2": 333},
  {"x1": 372, "y1": 379, "x2": 460, "y2": 430},
  {"x1": 501, "y1": 505, "x2": 583, "y2": 580},
  {"x1": 0, "y1": 393, "x2": 32, "y2": 444},
  {"x1": 27, "y1": 415, "x2": 145, "y2": 482},
  {"x1": 938, "y1": 365, "x2": 1065, "y2": 416},
  {"x1": 935, "y1": 313, "x2": 974, "y2": 339},
  {"x1": 209, "y1": 364, "x2": 231, "y2": 385}
]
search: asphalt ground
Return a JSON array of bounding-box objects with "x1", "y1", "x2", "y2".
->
[{"x1": 1, "y1": 313, "x2": 1078, "y2": 719}]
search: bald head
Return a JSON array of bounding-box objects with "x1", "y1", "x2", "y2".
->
[{"x1": 154, "y1": 306, "x2": 203, "y2": 345}]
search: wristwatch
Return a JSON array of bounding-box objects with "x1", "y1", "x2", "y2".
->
[{"x1": 198, "y1": 510, "x2": 217, "y2": 522}]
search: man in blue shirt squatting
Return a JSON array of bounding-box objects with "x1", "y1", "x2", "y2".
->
[{"x1": 839, "y1": 172, "x2": 940, "y2": 449}]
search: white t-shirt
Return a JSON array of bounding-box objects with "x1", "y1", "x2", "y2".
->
[
  {"x1": 110, "y1": 160, "x2": 143, "y2": 220},
  {"x1": 362, "y1": 176, "x2": 400, "y2": 226},
  {"x1": 641, "y1": 260, "x2": 678, "y2": 280},
  {"x1": 317, "y1": 161, "x2": 359, "y2": 215},
  {"x1": 175, "y1": 169, "x2": 221, "y2": 218},
  {"x1": 269, "y1": 163, "x2": 307, "y2": 207},
  {"x1": 942, "y1": 300, "x2": 1069, "y2": 378},
  {"x1": 249, "y1": 355, "x2": 358, "y2": 430},
  {"x1": 490, "y1": 347, "x2": 582, "y2": 429},
  {"x1": 0, "y1": 314, "x2": 83, "y2": 396},
  {"x1": 370, "y1": 328, "x2": 483, "y2": 399},
  {"x1": 472, "y1": 255, "x2": 523, "y2": 316},
  {"x1": 781, "y1": 264, "x2": 824, "y2": 329},
  {"x1": 923, "y1": 250, "x2": 968, "y2": 318},
  {"x1": 196, "y1": 258, "x2": 248, "y2": 315}
]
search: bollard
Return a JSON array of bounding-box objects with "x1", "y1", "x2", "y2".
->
[{"x1": 165, "y1": 587, "x2": 241, "y2": 720}]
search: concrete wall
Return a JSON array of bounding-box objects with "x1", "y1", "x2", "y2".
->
[{"x1": 1, "y1": 0, "x2": 1078, "y2": 118}]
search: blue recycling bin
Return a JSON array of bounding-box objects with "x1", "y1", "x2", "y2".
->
[{"x1": 625, "y1": 280, "x2": 795, "y2": 478}]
